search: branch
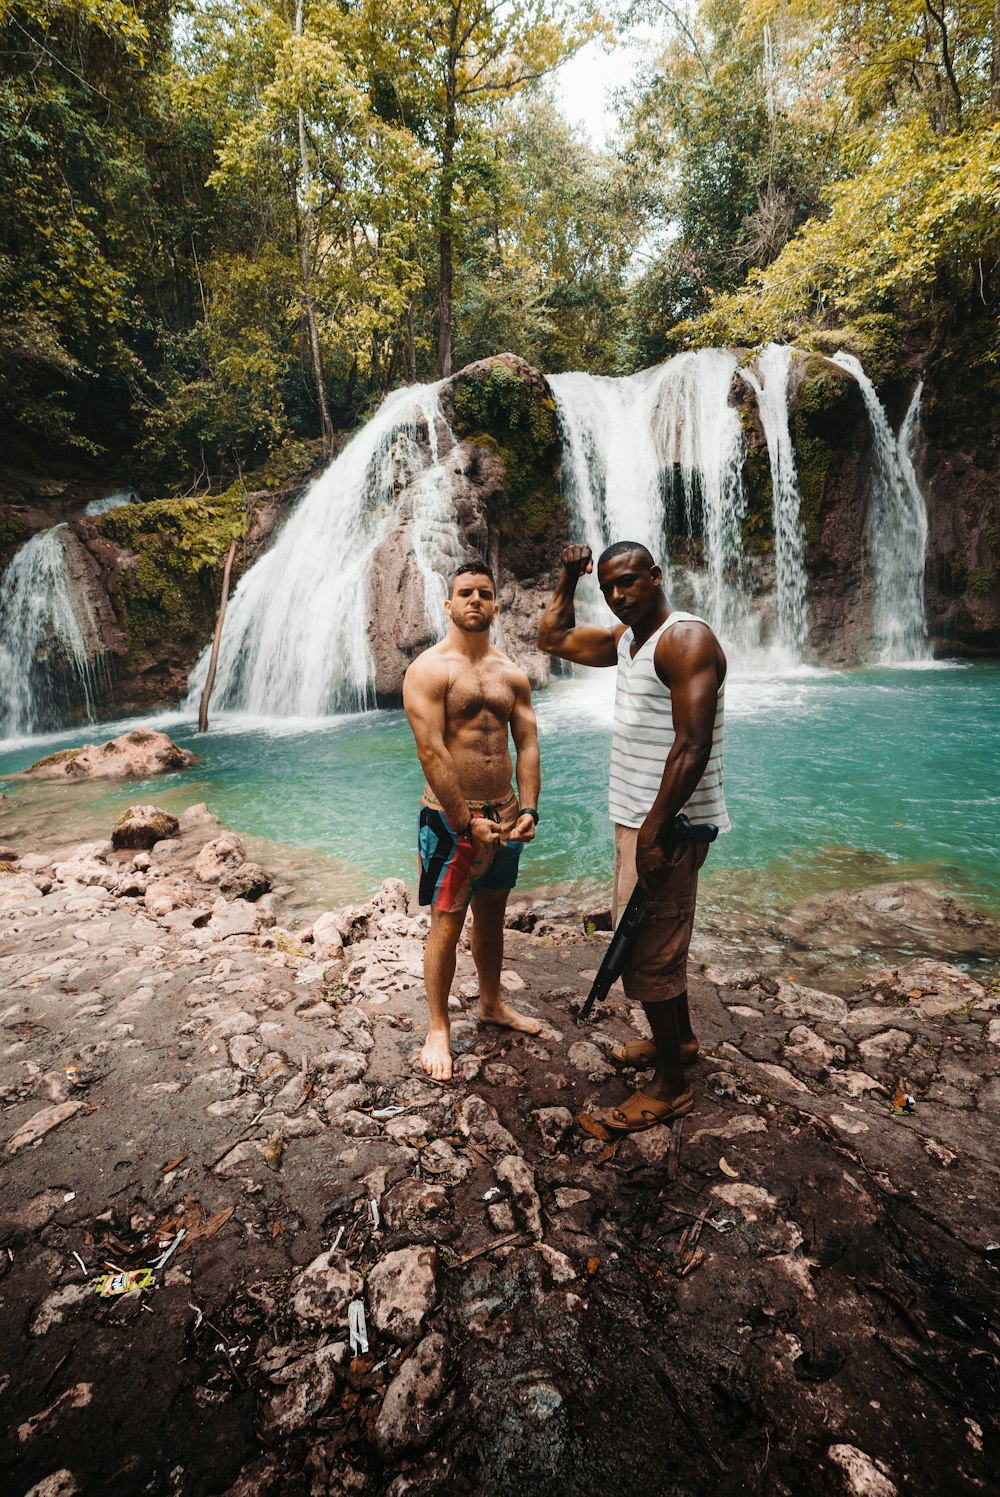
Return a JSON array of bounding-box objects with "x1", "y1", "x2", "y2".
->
[
  {"x1": 923, "y1": 0, "x2": 963, "y2": 128},
  {"x1": 650, "y1": 0, "x2": 712, "y2": 85}
]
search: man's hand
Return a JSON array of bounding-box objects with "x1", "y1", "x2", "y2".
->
[
  {"x1": 561, "y1": 543, "x2": 593, "y2": 580},
  {"x1": 509, "y1": 812, "x2": 537, "y2": 844},
  {"x1": 468, "y1": 817, "x2": 500, "y2": 848},
  {"x1": 635, "y1": 823, "x2": 680, "y2": 890}
]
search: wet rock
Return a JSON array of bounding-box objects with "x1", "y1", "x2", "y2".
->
[
  {"x1": 862, "y1": 959, "x2": 987, "y2": 1017},
  {"x1": 496, "y1": 1155, "x2": 543, "y2": 1238},
  {"x1": 535, "y1": 1243, "x2": 576, "y2": 1285},
  {"x1": 194, "y1": 833, "x2": 247, "y2": 883},
  {"x1": 111, "y1": 805, "x2": 180, "y2": 851},
  {"x1": 178, "y1": 802, "x2": 219, "y2": 830},
  {"x1": 418, "y1": 1138, "x2": 471, "y2": 1184},
  {"x1": 18, "y1": 1384, "x2": 93, "y2": 1443},
  {"x1": 18, "y1": 729, "x2": 195, "y2": 781},
  {"x1": 457, "y1": 1094, "x2": 521, "y2": 1155},
  {"x1": 290, "y1": 1251, "x2": 363, "y2": 1330},
  {"x1": 367, "y1": 1246, "x2": 438, "y2": 1342},
  {"x1": 531, "y1": 1106, "x2": 574, "y2": 1151},
  {"x1": 219, "y1": 863, "x2": 272, "y2": 902},
  {"x1": 373, "y1": 1331, "x2": 448, "y2": 1454}
]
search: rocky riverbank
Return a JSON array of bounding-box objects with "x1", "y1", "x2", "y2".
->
[{"x1": 1, "y1": 803, "x2": 999, "y2": 1497}]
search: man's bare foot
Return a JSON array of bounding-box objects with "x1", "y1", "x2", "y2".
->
[
  {"x1": 419, "y1": 1029, "x2": 453, "y2": 1081},
  {"x1": 478, "y1": 1000, "x2": 543, "y2": 1036}
]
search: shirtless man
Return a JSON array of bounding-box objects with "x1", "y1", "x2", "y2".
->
[
  {"x1": 403, "y1": 560, "x2": 543, "y2": 1081},
  {"x1": 538, "y1": 541, "x2": 730, "y2": 1134}
]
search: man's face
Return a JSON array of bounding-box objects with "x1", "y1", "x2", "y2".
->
[
  {"x1": 445, "y1": 573, "x2": 498, "y2": 633},
  {"x1": 597, "y1": 550, "x2": 662, "y2": 626}
]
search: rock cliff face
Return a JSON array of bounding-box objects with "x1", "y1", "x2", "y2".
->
[{"x1": 1, "y1": 347, "x2": 997, "y2": 720}]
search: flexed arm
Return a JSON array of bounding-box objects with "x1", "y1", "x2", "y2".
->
[
  {"x1": 538, "y1": 545, "x2": 622, "y2": 667},
  {"x1": 403, "y1": 659, "x2": 499, "y2": 848}
]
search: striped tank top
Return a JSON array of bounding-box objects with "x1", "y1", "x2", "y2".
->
[{"x1": 608, "y1": 611, "x2": 731, "y2": 832}]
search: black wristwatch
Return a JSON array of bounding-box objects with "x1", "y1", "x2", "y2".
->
[{"x1": 520, "y1": 807, "x2": 539, "y2": 825}]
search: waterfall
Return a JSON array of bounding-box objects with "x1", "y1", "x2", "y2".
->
[
  {"x1": 740, "y1": 344, "x2": 808, "y2": 653},
  {"x1": 551, "y1": 351, "x2": 754, "y2": 650},
  {"x1": 186, "y1": 382, "x2": 449, "y2": 717},
  {"x1": 831, "y1": 354, "x2": 929, "y2": 661},
  {"x1": 409, "y1": 405, "x2": 467, "y2": 638},
  {"x1": 0, "y1": 527, "x2": 99, "y2": 737},
  {"x1": 85, "y1": 491, "x2": 137, "y2": 517}
]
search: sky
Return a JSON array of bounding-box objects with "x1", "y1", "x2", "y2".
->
[{"x1": 552, "y1": 34, "x2": 649, "y2": 148}]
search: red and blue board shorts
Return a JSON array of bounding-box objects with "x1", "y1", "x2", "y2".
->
[{"x1": 418, "y1": 786, "x2": 523, "y2": 913}]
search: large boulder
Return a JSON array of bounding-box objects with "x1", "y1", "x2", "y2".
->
[{"x1": 18, "y1": 728, "x2": 196, "y2": 781}]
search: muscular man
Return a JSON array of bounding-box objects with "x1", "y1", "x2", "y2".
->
[
  {"x1": 538, "y1": 541, "x2": 730, "y2": 1134},
  {"x1": 403, "y1": 560, "x2": 543, "y2": 1081}
]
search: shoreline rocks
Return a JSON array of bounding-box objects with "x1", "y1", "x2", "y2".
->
[{"x1": 14, "y1": 728, "x2": 197, "y2": 782}]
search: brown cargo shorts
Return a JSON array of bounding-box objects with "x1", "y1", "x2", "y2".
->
[{"x1": 612, "y1": 824, "x2": 710, "y2": 1003}]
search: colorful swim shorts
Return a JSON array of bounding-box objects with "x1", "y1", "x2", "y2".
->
[{"x1": 418, "y1": 786, "x2": 523, "y2": 913}]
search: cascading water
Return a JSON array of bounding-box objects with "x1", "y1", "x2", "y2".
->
[
  {"x1": 739, "y1": 344, "x2": 808, "y2": 654},
  {"x1": 551, "y1": 351, "x2": 754, "y2": 651},
  {"x1": 831, "y1": 353, "x2": 929, "y2": 661},
  {"x1": 186, "y1": 382, "x2": 450, "y2": 716},
  {"x1": 0, "y1": 527, "x2": 99, "y2": 736},
  {"x1": 85, "y1": 491, "x2": 137, "y2": 516},
  {"x1": 408, "y1": 405, "x2": 468, "y2": 638}
]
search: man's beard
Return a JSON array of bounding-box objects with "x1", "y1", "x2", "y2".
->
[{"x1": 455, "y1": 613, "x2": 493, "y2": 634}]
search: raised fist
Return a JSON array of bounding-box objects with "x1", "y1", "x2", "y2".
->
[{"x1": 560, "y1": 543, "x2": 593, "y2": 578}]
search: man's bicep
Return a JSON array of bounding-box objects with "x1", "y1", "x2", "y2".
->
[
  {"x1": 546, "y1": 623, "x2": 621, "y2": 668},
  {"x1": 668, "y1": 660, "x2": 719, "y2": 743},
  {"x1": 509, "y1": 677, "x2": 539, "y2": 750}
]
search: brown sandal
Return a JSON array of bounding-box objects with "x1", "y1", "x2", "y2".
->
[
  {"x1": 609, "y1": 1039, "x2": 700, "y2": 1067},
  {"x1": 578, "y1": 1087, "x2": 694, "y2": 1139}
]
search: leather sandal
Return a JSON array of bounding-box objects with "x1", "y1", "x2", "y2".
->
[
  {"x1": 578, "y1": 1087, "x2": 694, "y2": 1139},
  {"x1": 609, "y1": 1039, "x2": 699, "y2": 1067}
]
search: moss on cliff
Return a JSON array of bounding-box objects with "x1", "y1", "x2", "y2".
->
[
  {"x1": 101, "y1": 490, "x2": 247, "y2": 663},
  {"x1": 735, "y1": 395, "x2": 774, "y2": 555},
  {"x1": 0, "y1": 505, "x2": 30, "y2": 568},
  {"x1": 451, "y1": 356, "x2": 567, "y2": 577},
  {"x1": 791, "y1": 357, "x2": 859, "y2": 545}
]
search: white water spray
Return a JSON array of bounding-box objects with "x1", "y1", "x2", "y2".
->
[
  {"x1": 831, "y1": 353, "x2": 929, "y2": 661},
  {"x1": 0, "y1": 527, "x2": 99, "y2": 736},
  {"x1": 186, "y1": 383, "x2": 449, "y2": 716},
  {"x1": 740, "y1": 343, "x2": 808, "y2": 653}
]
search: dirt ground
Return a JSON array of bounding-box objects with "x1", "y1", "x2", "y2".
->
[{"x1": 1, "y1": 801, "x2": 999, "y2": 1497}]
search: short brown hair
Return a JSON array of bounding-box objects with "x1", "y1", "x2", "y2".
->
[{"x1": 450, "y1": 559, "x2": 495, "y2": 593}]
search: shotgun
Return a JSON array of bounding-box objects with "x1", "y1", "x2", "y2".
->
[{"x1": 579, "y1": 813, "x2": 719, "y2": 1022}]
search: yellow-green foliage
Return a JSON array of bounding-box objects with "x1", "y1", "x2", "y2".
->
[
  {"x1": 452, "y1": 357, "x2": 566, "y2": 576},
  {"x1": 101, "y1": 492, "x2": 247, "y2": 656}
]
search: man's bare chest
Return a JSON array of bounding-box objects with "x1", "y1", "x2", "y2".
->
[{"x1": 445, "y1": 664, "x2": 516, "y2": 727}]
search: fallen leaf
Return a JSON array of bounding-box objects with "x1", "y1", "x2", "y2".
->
[
  {"x1": 907, "y1": 988, "x2": 922, "y2": 998},
  {"x1": 162, "y1": 1154, "x2": 188, "y2": 1174},
  {"x1": 198, "y1": 1206, "x2": 235, "y2": 1240},
  {"x1": 586, "y1": 1257, "x2": 600, "y2": 1276},
  {"x1": 718, "y1": 1156, "x2": 740, "y2": 1178},
  {"x1": 264, "y1": 1132, "x2": 284, "y2": 1172}
]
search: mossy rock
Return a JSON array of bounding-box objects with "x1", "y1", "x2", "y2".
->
[
  {"x1": 0, "y1": 505, "x2": 30, "y2": 568},
  {"x1": 111, "y1": 805, "x2": 180, "y2": 850},
  {"x1": 101, "y1": 491, "x2": 247, "y2": 665},
  {"x1": 450, "y1": 354, "x2": 567, "y2": 578},
  {"x1": 25, "y1": 747, "x2": 87, "y2": 772},
  {"x1": 790, "y1": 357, "x2": 864, "y2": 546},
  {"x1": 733, "y1": 384, "x2": 774, "y2": 555}
]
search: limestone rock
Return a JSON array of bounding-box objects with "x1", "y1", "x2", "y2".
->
[
  {"x1": 771, "y1": 980, "x2": 849, "y2": 1025},
  {"x1": 18, "y1": 729, "x2": 195, "y2": 782},
  {"x1": 290, "y1": 1251, "x2": 362, "y2": 1330},
  {"x1": 367, "y1": 1247, "x2": 438, "y2": 1343},
  {"x1": 7, "y1": 1100, "x2": 87, "y2": 1155},
  {"x1": 381, "y1": 1179, "x2": 451, "y2": 1230},
  {"x1": 312, "y1": 912, "x2": 346, "y2": 962},
  {"x1": 531, "y1": 1106, "x2": 574, "y2": 1151},
  {"x1": 220, "y1": 862, "x2": 272, "y2": 902},
  {"x1": 264, "y1": 1343, "x2": 348, "y2": 1435},
  {"x1": 568, "y1": 1041, "x2": 615, "y2": 1079},
  {"x1": 862, "y1": 959, "x2": 987, "y2": 1017},
  {"x1": 496, "y1": 1155, "x2": 543, "y2": 1239},
  {"x1": 194, "y1": 833, "x2": 247, "y2": 884},
  {"x1": 209, "y1": 897, "x2": 262, "y2": 939},
  {"x1": 827, "y1": 1443, "x2": 898, "y2": 1497},
  {"x1": 373, "y1": 1332, "x2": 448, "y2": 1454},
  {"x1": 111, "y1": 805, "x2": 180, "y2": 851}
]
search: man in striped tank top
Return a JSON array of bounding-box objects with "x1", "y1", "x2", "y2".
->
[{"x1": 539, "y1": 541, "x2": 730, "y2": 1135}]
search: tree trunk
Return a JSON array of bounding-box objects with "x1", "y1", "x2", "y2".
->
[
  {"x1": 198, "y1": 536, "x2": 237, "y2": 733},
  {"x1": 437, "y1": 61, "x2": 457, "y2": 380},
  {"x1": 295, "y1": 0, "x2": 335, "y2": 456}
]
